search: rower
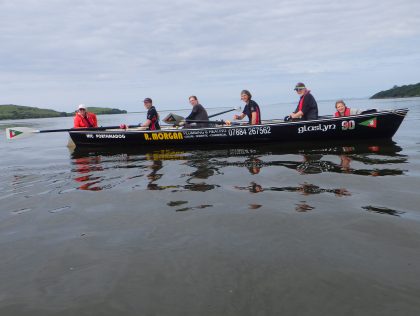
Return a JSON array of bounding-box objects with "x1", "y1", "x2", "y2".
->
[
  {"x1": 232, "y1": 90, "x2": 261, "y2": 125},
  {"x1": 334, "y1": 100, "x2": 361, "y2": 117},
  {"x1": 140, "y1": 98, "x2": 160, "y2": 130},
  {"x1": 184, "y1": 96, "x2": 210, "y2": 128},
  {"x1": 288, "y1": 82, "x2": 318, "y2": 121},
  {"x1": 73, "y1": 104, "x2": 98, "y2": 128},
  {"x1": 120, "y1": 98, "x2": 160, "y2": 130}
]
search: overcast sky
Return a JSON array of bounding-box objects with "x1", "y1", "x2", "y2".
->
[{"x1": 0, "y1": 0, "x2": 419, "y2": 111}]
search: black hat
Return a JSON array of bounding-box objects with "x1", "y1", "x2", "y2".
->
[{"x1": 143, "y1": 97, "x2": 152, "y2": 103}]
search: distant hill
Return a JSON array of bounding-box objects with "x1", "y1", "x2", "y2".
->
[
  {"x1": 370, "y1": 83, "x2": 420, "y2": 99},
  {"x1": 0, "y1": 104, "x2": 127, "y2": 120},
  {"x1": 85, "y1": 107, "x2": 127, "y2": 115}
]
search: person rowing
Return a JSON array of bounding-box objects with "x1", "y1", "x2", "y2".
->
[
  {"x1": 334, "y1": 100, "x2": 361, "y2": 117},
  {"x1": 140, "y1": 98, "x2": 160, "y2": 130},
  {"x1": 184, "y1": 95, "x2": 209, "y2": 128},
  {"x1": 287, "y1": 82, "x2": 318, "y2": 121},
  {"x1": 120, "y1": 97, "x2": 160, "y2": 130},
  {"x1": 73, "y1": 104, "x2": 98, "y2": 128},
  {"x1": 233, "y1": 90, "x2": 261, "y2": 125}
]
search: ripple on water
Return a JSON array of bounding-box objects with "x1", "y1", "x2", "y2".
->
[
  {"x1": 166, "y1": 202, "x2": 213, "y2": 212},
  {"x1": 362, "y1": 205, "x2": 406, "y2": 217},
  {"x1": 10, "y1": 208, "x2": 32, "y2": 215},
  {"x1": 167, "y1": 201, "x2": 188, "y2": 207},
  {"x1": 48, "y1": 206, "x2": 72, "y2": 214},
  {"x1": 1, "y1": 164, "x2": 76, "y2": 197}
]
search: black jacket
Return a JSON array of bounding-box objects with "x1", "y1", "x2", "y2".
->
[{"x1": 294, "y1": 92, "x2": 318, "y2": 120}]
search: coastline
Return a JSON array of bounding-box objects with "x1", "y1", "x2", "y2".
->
[{"x1": 0, "y1": 104, "x2": 127, "y2": 121}]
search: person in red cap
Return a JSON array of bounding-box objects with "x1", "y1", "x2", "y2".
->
[
  {"x1": 73, "y1": 104, "x2": 98, "y2": 128},
  {"x1": 288, "y1": 83, "x2": 318, "y2": 121}
]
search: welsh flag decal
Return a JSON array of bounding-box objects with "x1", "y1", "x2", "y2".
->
[
  {"x1": 9, "y1": 129, "x2": 23, "y2": 138},
  {"x1": 359, "y1": 117, "x2": 377, "y2": 128}
]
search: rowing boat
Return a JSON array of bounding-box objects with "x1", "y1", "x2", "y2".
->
[{"x1": 68, "y1": 108, "x2": 408, "y2": 148}]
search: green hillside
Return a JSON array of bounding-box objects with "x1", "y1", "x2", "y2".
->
[
  {"x1": 370, "y1": 82, "x2": 420, "y2": 99},
  {"x1": 0, "y1": 104, "x2": 127, "y2": 120},
  {"x1": 86, "y1": 107, "x2": 127, "y2": 115}
]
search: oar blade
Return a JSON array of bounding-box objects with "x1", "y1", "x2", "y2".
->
[
  {"x1": 162, "y1": 113, "x2": 185, "y2": 125},
  {"x1": 6, "y1": 127, "x2": 39, "y2": 140}
]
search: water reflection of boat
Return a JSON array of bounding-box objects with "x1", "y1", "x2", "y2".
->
[
  {"x1": 145, "y1": 159, "x2": 163, "y2": 190},
  {"x1": 235, "y1": 181, "x2": 264, "y2": 193},
  {"x1": 72, "y1": 156, "x2": 104, "y2": 191},
  {"x1": 267, "y1": 182, "x2": 351, "y2": 197},
  {"x1": 70, "y1": 138, "x2": 402, "y2": 157},
  {"x1": 69, "y1": 139, "x2": 406, "y2": 191}
]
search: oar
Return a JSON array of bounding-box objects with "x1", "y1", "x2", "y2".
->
[
  {"x1": 163, "y1": 106, "x2": 241, "y2": 125},
  {"x1": 163, "y1": 107, "x2": 241, "y2": 126},
  {"x1": 6, "y1": 125, "x2": 125, "y2": 140},
  {"x1": 208, "y1": 107, "x2": 241, "y2": 118},
  {"x1": 183, "y1": 119, "x2": 241, "y2": 126}
]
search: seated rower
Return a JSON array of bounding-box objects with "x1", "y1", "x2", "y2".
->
[
  {"x1": 140, "y1": 98, "x2": 160, "y2": 130},
  {"x1": 74, "y1": 104, "x2": 98, "y2": 128},
  {"x1": 121, "y1": 98, "x2": 160, "y2": 130},
  {"x1": 334, "y1": 100, "x2": 361, "y2": 117},
  {"x1": 288, "y1": 82, "x2": 318, "y2": 121},
  {"x1": 184, "y1": 96, "x2": 209, "y2": 128},
  {"x1": 233, "y1": 90, "x2": 261, "y2": 125}
]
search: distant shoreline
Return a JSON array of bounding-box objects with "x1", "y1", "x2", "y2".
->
[
  {"x1": 370, "y1": 83, "x2": 420, "y2": 99},
  {"x1": 0, "y1": 104, "x2": 127, "y2": 120}
]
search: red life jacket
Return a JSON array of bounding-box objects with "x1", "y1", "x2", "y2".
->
[
  {"x1": 253, "y1": 103, "x2": 261, "y2": 124},
  {"x1": 297, "y1": 90, "x2": 310, "y2": 112},
  {"x1": 150, "y1": 115, "x2": 158, "y2": 130},
  {"x1": 147, "y1": 106, "x2": 160, "y2": 130},
  {"x1": 335, "y1": 107, "x2": 351, "y2": 117},
  {"x1": 74, "y1": 112, "x2": 98, "y2": 128}
]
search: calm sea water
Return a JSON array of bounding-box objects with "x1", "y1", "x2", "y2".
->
[{"x1": 1, "y1": 98, "x2": 420, "y2": 316}]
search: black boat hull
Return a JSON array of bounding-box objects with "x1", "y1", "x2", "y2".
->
[{"x1": 69, "y1": 108, "x2": 408, "y2": 148}]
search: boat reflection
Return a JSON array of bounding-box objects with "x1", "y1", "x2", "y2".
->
[
  {"x1": 232, "y1": 156, "x2": 264, "y2": 212},
  {"x1": 235, "y1": 181, "x2": 264, "y2": 193},
  {"x1": 72, "y1": 156, "x2": 104, "y2": 191},
  {"x1": 295, "y1": 202, "x2": 315, "y2": 213},
  {"x1": 267, "y1": 182, "x2": 351, "y2": 197},
  {"x1": 144, "y1": 158, "x2": 163, "y2": 190},
  {"x1": 362, "y1": 205, "x2": 405, "y2": 217},
  {"x1": 69, "y1": 139, "x2": 406, "y2": 192},
  {"x1": 280, "y1": 143, "x2": 406, "y2": 176},
  {"x1": 245, "y1": 157, "x2": 263, "y2": 175},
  {"x1": 182, "y1": 154, "x2": 221, "y2": 192}
]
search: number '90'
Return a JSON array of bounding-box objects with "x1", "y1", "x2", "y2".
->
[{"x1": 342, "y1": 120, "x2": 355, "y2": 130}]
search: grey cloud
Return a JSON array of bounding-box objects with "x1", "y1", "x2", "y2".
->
[{"x1": 0, "y1": 0, "x2": 419, "y2": 109}]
